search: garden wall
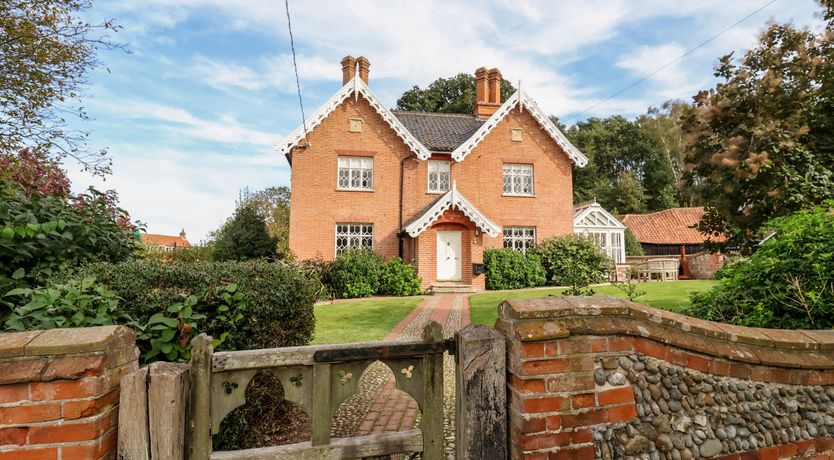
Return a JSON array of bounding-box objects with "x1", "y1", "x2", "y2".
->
[
  {"x1": 498, "y1": 296, "x2": 834, "y2": 460},
  {"x1": 0, "y1": 326, "x2": 137, "y2": 459}
]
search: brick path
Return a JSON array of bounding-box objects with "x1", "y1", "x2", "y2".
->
[{"x1": 329, "y1": 293, "x2": 470, "y2": 457}]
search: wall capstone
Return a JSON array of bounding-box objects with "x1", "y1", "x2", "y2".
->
[
  {"x1": 498, "y1": 296, "x2": 834, "y2": 460},
  {"x1": 0, "y1": 326, "x2": 138, "y2": 460}
]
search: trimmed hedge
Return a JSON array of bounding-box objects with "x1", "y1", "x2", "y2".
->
[
  {"x1": 330, "y1": 249, "x2": 423, "y2": 298},
  {"x1": 483, "y1": 248, "x2": 546, "y2": 290}
]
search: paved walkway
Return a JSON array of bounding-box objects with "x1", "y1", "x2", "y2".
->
[{"x1": 329, "y1": 294, "x2": 470, "y2": 457}]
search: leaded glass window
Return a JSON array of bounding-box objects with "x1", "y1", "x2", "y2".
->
[
  {"x1": 337, "y1": 156, "x2": 374, "y2": 190},
  {"x1": 503, "y1": 226, "x2": 536, "y2": 252},
  {"x1": 428, "y1": 160, "x2": 451, "y2": 193},
  {"x1": 502, "y1": 163, "x2": 534, "y2": 195},
  {"x1": 335, "y1": 223, "x2": 374, "y2": 255}
]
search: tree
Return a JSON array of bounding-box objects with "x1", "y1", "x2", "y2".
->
[
  {"x1": 213, "y1": 205, "x2": 278, "y2": 262},
  {"x1": 567, "y1": 116, "x2": 677, "y2": 213},
  {"x1": 395, "y1": 73, "x2": 515, "y2": 114},
  {"x1": 0, "y1": 148, "x2": 70, "y2": 197},
  {"x1": 238, "y1": 187, "x2": 291, "y2": 258},
  {"x1": 0, "y1": 0, "x2": 121, "y2": 174},
  {"x1": 637, "y1": 100, "x2": 700, "y2": 206},
  {"x1": 682, "y1": 1, "x2": 834, "y2": 251}
]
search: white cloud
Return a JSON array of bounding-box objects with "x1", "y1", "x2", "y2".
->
[
  {"x1": 188, "y1": 53, "x2": 336, "y2": 93},
  {"x1": 615, "y1": 43, "x2": 705, "y2": 100}
]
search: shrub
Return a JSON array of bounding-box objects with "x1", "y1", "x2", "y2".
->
[
  {"x1": 71, "y1": 259, "x2": 318, "y2": 352},
  {"x1": 330, "y1": 249, "x2": 383, "y2": 298},
  {"x1": 533, "y1": 235, "x2": 610, "y2": 290},
  {"x1": 143, "y1": 244, "x2": 215, "y2": 262},
  {"x1": 483, "y1": 248, "x2": 546, "y2": 290},
  {"x1": 213, "y1": 204, "x2": 278, "y2": 261},
  {"x1": 624, "y1": 228, "x2": 644, "y2": 256},
  {"x1": 379, "y1": 257, "x2": 422, "y2": 296},
  {"x1": 0, "y1": 179, "x2": 137, "y2": 299},
  {"x1": 295, "y1": 257, "x2": 335, "y2": 300},
  {"x1": 686, "y1": 202, "x2": 834, "y2": 329}
]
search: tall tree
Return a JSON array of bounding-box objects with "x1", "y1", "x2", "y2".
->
[
  {"x1": 637, "y1": 100, "x2": 700, "y2": 206},
  {"x1": 238, "y1": 186, "x2": 291, "y2": 258},
  {"x1": 567, "y1": 116, "x2": 677, "y2": 214},
  {"x1": 395, "y1": 73, "x2": 515, "y2": 114},
  {"x1": 0, "y1": 0, "x2": 121, "y2": 174},
  {"x1": 213, "y1": 204, "x2": 278, "y2": 262},
  {"x1": 682, "y1": 0, "x2": 834, "y2": 251}
]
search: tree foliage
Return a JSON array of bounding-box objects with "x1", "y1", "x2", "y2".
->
[
  {"x1": 213, "y1": 204, "x2": 278, "y2": 262},
  {"x1": 0, "y1": 148, "x2": 70, "y2": 197},
  {"x1": 0, "y1": 0, "x2": 122, "y2": 173},
  {"x1": 687, "y1": 201, "x2": 834, "y2": 329},
  {"x1": 395, "y1": 73, "x2": 515, "y2": 114},
  {"x1": 568, "y1": 116, "x2": 677, "y2": 214},
  {"x1": 237, "y1": 186, "x2": 291, "y2": 258},
  {"x1": 682, "y1": 2, "x2": 834, "y2": 251}
]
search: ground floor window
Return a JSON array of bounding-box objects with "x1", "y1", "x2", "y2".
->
[
  {"x1": 503, "y1": 226, "x2": 536, "y2": 252},
  {"x1": 335, "y1": 223, "x2": 373, "y2": 255}
]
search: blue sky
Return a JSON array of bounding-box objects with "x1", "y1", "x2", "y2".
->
[{"x1": 67, "y1": 0, "x2": 823, "y2": 242}]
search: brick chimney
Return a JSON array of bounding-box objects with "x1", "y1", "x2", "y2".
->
[
  {"x1": 357, "y1": 56, "x2": 370, "y2": 84},
  {"x1": 473, "y1": 66, "x2": 501, "y2": 118},
  {"x1": 341, "y1": 55, "x2": 356, "y2": 84},
  {"x1": 179, "y1": 228, "x2": 187, "y2": 240}
]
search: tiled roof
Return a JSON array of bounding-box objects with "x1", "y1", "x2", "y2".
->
[
  {"x1": 141, "y1": 233, "x2": 192, "y2": 248},
  {"x1": 392, "y1": 111, "x2": 484, "y2": 152},
  {"x1": 620, "y1": 207, "x2": 713, "y2": 245}
]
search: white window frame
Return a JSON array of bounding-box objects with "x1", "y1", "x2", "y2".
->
[
  {"x1": 427, "y1": 160, "x2": 451, "y2": 193},
  {"x1": 503, "y1": 226, "x2": 536, "y2": 253},
  {"x1": 503, "y1": 163, "x2": 534, "y2": 196},
  {"x1": 335, "y1": 223, "x2": 374, "y2": 256},
  {"x1": 337, "y1": 156, "x2": 374, "y2": 191},
  {"x1": 579, "y1": 230, "x2": 625, "y2": 264}
]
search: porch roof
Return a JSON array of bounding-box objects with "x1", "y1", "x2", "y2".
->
[{"x1": 404, "y1": 182, "x2": 502, "y2": 238}]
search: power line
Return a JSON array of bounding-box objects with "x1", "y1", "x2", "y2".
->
[
  {"x1": 285, "y1": 0, "x2": 309, "y2": 145},
  {"x1": 563, "y1": 0, "x2": 778, "y2": 124}
]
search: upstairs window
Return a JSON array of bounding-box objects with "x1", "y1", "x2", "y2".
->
[
  {"x1": 428, "y1": 160, "x2": 451, "y2": 193},
  {"x1": 338, "y1": 156, "x2": 373, "y2": 190},
  {"x1": 503, "y1": 226, "x2": 536, "y2": 252},
  {"x1": 335, "y1": 223, "x2": 373, "y2": 255},
  {"x1": 503, "y1": 163, "x2": 534, "y2": 196}
]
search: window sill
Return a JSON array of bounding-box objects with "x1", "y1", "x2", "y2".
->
[
  {"x1": 502, "y1": 194, "x2": 536, "y2": 198},
  {"x1": 426, "y1": 190, "x2": 448, "y2": 195},
  {"x1": 336, "y1": 188, "x2": 375, "y2": 193}
]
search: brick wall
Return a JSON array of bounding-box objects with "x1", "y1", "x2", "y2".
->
[
  {"x1": 688, "y1": 251, "x2": 724, "y2": 279},
  {"x1": 498, "y1": 297, "x2": 834, "y2": 460},
  {"x1": 0, "y1": 326, "x2": 138, "y2": 459}
]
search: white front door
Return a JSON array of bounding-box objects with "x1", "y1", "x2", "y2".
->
[{"x1": 436, "y1": 231, "x2": 462, "y2": 281}]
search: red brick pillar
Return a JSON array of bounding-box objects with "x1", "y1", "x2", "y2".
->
[{"x1": 0, "y1": 326, "x2": 138, "y2": 459}]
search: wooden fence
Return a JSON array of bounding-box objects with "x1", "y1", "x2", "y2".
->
[{"x1": 118, "y1": 321, "x2": 506, "y2": 459}]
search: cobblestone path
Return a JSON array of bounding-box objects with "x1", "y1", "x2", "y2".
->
[{"x1": 329, "y1": 294, "x2": 470, "y2": 458}]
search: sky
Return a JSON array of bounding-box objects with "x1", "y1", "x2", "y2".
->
[{"x1": 66, "y1": 0, "x2": 824, "y2": 243}]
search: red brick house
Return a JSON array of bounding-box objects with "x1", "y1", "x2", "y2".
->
[{"x1": 278, "y1": 56, "x2": 588, "y2": 291}]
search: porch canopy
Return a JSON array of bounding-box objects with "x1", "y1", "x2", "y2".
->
[{"x1": 404, "y1": 182, "x2": 501, "y2": 238}]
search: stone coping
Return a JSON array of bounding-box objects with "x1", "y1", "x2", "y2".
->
[
  {"x1": 0, "y1": 325, "x2": 135, "y2": 359},
  {"x1": 498, "y1": 296, "x2": 834, "y2": 369}
]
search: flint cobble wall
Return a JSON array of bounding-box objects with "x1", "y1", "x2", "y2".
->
[
  {"x1": 0, "y1": 326, "x2": 138, "y2": 460},
  {"x1": 497, "y1": 296, "x2": 834, "y2": 460}
]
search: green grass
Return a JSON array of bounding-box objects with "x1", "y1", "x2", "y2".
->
[
  {"x1": 311, "y1": 297, "x2": 424, "y2": 345},
  {"x1": 468, "y1": 280, "x2": 718, "y2": 327}
]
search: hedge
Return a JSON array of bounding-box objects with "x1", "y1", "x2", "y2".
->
[{"x1": 483, "y1": 248, "x2": 546, "y2": 290}]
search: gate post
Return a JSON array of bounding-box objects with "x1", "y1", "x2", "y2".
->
[
  {"x1": 455, "y1": 324, "x2": 507, "y2": 459},
  {"x1": 187, "y1": 334, "x2": 213, "y2": 460}
]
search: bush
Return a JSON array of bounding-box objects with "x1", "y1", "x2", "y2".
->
[
  {"x1": 624, "y1": 228, "x2": 644, "y2": 256},
  {"x1": 70, "y1": 260, "x2": 318, "y2": 352},
  {"x1": 379, "y1": 257, "x2": 422, "y2": 296},
  {"x1": 295, "y1": 257, "x2": 335, "y2": 300},
  {"x1": 0, "y1": 179, "x2": 137, "y2": 300},
  {"x1": 143, "y1": 244, "x2": 215, "y2": 262},
  {"x1": 533, "y1": 235, "x2": 610, "y2": 291},
  {"x1": 213, "y1": 204, "x2": 278, "y2": 261},
  {"x1": 330, "y1": 249, "x2": 383, "y2": 298},
  {"x1": 687, "y1": 202, "x2": 834, "y2": 329},
  {"x1": 483, "y1": 248, "x2": 546, "y2": 290}
]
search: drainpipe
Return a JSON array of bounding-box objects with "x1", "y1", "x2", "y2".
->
[{"x1": 399, "y1": 154, "x2": 417, "y2": 258}]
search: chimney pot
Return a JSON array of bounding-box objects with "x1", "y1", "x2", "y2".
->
[
  {"x1": 341, "y1": 55, "x2": 356, "y2": 85},
  {"x1": 473, "y1": 66, "x2": 502, "y2": 119},
  {"x1": 357, "y1": 56, "x2": 370, "y2": 84}
]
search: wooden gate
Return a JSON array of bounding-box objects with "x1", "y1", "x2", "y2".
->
[{"x1": 119, "y1": 321, "x2": 506, "y2": 459}]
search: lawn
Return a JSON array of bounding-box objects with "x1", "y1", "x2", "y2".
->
[
  {"x1": 468, "y1": 280, "x2": 718, "y2": 327},
  {"x1": 311, "y1": 297, "x2": 424, "y2": 345}
]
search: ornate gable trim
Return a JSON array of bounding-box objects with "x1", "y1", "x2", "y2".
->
[
  {"x1": 275, "y1": 76, "x2": 432, "y2": 160},
  {"x1": 450, "y1": 90, "x2": 589, "y2": 167},
  {"x1": 404, "y1": 182, "x2": 501, "y2": 237}
]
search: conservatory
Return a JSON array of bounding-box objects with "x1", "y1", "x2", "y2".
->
[{"x1": 573, "y1": 201, "x2": 627, "y2": 264}]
